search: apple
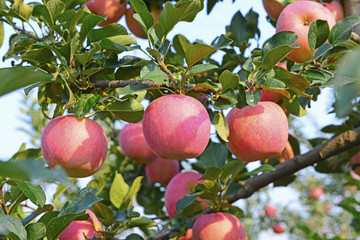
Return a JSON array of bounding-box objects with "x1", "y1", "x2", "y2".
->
[
  {"x1": 41, "y1": 115, "x2": 108, "y2": 178},
  {"x1": 125, "y1": 6, "x2": 162, "y2": 39},
  {"x1": 164, "y1": 171, "x2": 208, "y2": 218},
  {"x1": 272, "y1": 224, "x2": 285, "y2": 234},
  {"x1": 192, "y1": 212, "x2": 247, "y2": 240},
  {"x1": 59, "y1": 209, "x2": 102, "y2": 240},
  {"x1": 178, "y1": 229, "x2": 193, "y2": 240},
  {"x1": 84, "y1": 0, "x2": 127, "y2": 27},
  {"x1": 142, "y1": 94, "x2": 211, "y2": 159},
  {"x1": 323, "y1": 0, "x2": 344, "y2": 22},
  {"x1": 145, "y1": 157, "x2": 180, "y2": 185},
  {"x1": 118, "y1": 121, "x2": 156, "y2": 164},
  {"x1": 265, "y1": 204, "x2": 277, "y2": 216},
  {"x1": 278, "y1": 141, "x2": 295, "y2": 163},
  {"x1": 310, "y1": 187, "x2": 324, "y2": 199},
  {"x1": 262, "y1": 0, "x2": 286, "y2": 21},
  {"x1": 276, "y1": 1, "x2": 336, "y2": 63},
  {"x1": 350, "y1": 151, "x2": 360, "y2": 175},
  {"x1": 260, "y1": 91, "x2": 283, "y2": 103},
  {"x1": 226, "y1": 102, "x2": 288, "y2": 162}
]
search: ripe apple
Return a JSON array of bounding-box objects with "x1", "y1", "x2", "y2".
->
[
  {"x1": 276, "y1": 1, "x2": 336, "y2": 63},
  {"x1": 178, "y1": 229, "x2": 193, "y2": 240},
  {"x1": 125, "y1": 6, "x2": 162, "y2": 39},
  {"x1": 164, "y1": 171, "x2": 208, "y2": 218},
  {"x1": 118, "y1": 121, "x2": 156, "y2": 164},
  {"x1": 323, "y1": 0, "x2": 344, "y2": 22},
  {"x1": 59, "y1": 209, "x2": 102, "y2": 240},
  {"x1": 262, "y1": 0, "x2": 286, "y2": 21},
  {"x1": 84, "y1": 0, "x2": 127, "y2": 27},
  {"x1": 145, "y1": 157, "x2": 180, "y2": 185},
  {"x1": 272, "y1": 224, "x2": 285, "y2": 234},
  {"x1": 278, "y1": 140, "x2": 295, "y2": 163},
  {"x1": 226, "y1": 102, "x2": 288, "y2": 162},
  {"x1": 142, "y1": 94, "x2": 211, "y2": 159},
  {"x1": 350, "y1": 151, "x2": 360, "y2": 175},
  {"x1": 265, "y1": 204, "x2": 277, "y2": 216},
  {"x1": 192, "y1": 212, "x2": 248, "y2": 240},
  {"x1": 310, "y1": 187, "x2": 324, "y2": 199},
  {"x1": 41, "y1": 115, "x2": 108, "y2": 178}
]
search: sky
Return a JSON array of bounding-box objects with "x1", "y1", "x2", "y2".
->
[{"x1": 0, "y1": 0, "x2": 342, "y2": 239}]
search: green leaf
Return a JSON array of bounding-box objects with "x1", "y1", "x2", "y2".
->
[
  {"x1": 213, "y1": 111, "x2": 229, "y2": 142},
  {"x1": 46, "y1": 213, "x2": 88, "y2": 240},
  {"x1": 130, "y1": 0, "x2": 154, "y2": 30},
  {"x1": 329, "y1": 16, "x2": 360, "y2": 46},
  {"x1": 246, "y1": 89, "x2": 261, "y2": 106},
  {"x1": 283, "y1": 92, "x2": 307, "y2": 117},
  {"x1": 310, "y1": 43, "x2": 332, "y2": 61},
  {"x1": 87, "y1": 23, "x2": 128, "y2": 44},
  {"x1": 236, "y1": 84, "x2": 248, "y2": 109},
  {"x1": 219, "y1": 70, "x2": 239, "y2": 91},
  {"x1": 60, "y1": 188, "x2": 102, "y2": 216},
  {"x1": 118, "y1": 85, "x2": 149, "y2": 96},
  {"x1": 121, "y1": 176, "x2": 143, "y2": 210},
  {"x1": 262, "y1": 78, "x2": 286, "y2": 89},
  {"x1": 185, "y1": 43, "x2": 216, "y2": 68},
  {"x1": 14, "y1": 180, "x2": 46, "y2": 207},
  {"x1": 126, "y1": 216, "x2": 156, "y2": 228},
  {"x1": 25, "y1": 222, "x2": 46, "y2": 240},
  {"x1": 213, "y1": 89, "x2": 238, "y2": 110},
  {"x1": 155, "y1": 0, "x2": 204, "y2": 42},
  {"x1": 200, "y1": 167, "x2": 223, "y2": 181},
  {"x1": 245, "y1": 164, "x2": 275, "y2": 176},
  {"x1": 79, "y1": 14, "x2": 104, "y2": 44},
  {"x1": 173, "y1": 34, "x2": 191, "y2": 58},
  {"x1": 74, "y1": 93, "x2": 100, "y2": 119},
  {"x1": 9, "y1": 0, "x2": 32, "y2": 22},
  {"x1": 198, "y1": 142, "x2": 228, "y2": 168},
  {"x1": 262, "y1": 45, "x2": 293, "y2": 71},
  {"x1": 110, "y1": 172, "x2": 129, "y2": 208},
  {"x1": 175, "y1": 191, "x2": 201, "y2": 215},
  {"x1": 230, "y1": 10, "x2": 259, "y2": 44},
  {"x1": 32, "y1": 0, "x2": 65, "y2": 26},
  {"x1": 0, "y1": 214, "x2": 27, "y2": 240},
  {"x1": 262, "y1": 31, "x2": 298, "y2": 59},
  {"x1": 308, "y1": 19, "x2": 330, "y2": 53},
  {"x1": 0, "y1": 21, "x2": 4, "y2": 48},
  {"x1": 274, "y1": 66, "x2": 310, "y2": 97},
  {"x1": 126, "y1": 234, "x2": 145, "y2": 240},
  {"x1": 0, "y1": 67, "x2": 52, "y2": 96},
  {"x1": 140, "y1": 63, "x2": 168, "y2": 84},
  {"x1": 185, "y1": 64, "x2": 218, "y2": 78}
]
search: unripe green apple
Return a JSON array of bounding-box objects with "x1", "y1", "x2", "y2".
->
[{"x1": 41, "y1": 115, "x2": 108, "y2": 178}]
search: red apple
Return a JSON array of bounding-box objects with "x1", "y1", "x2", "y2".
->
[
  {"x1": 262, "y1": 0, "x2": 286, "y2": 21},
  {"x1": 164, "y1": 171, "x2": 208, "y2": 218},
  {"x1": 323, "y1": 0, "x2": 344, "y2": 22},
  {"x1": 142, "y1": 94, "x2": 211, "y2": 159},
  {"x1": 350, "y1": 151, "x2": 360, "y2": 175},
  {"x1": 265, "y1": 204, "x2": 277, "y2": 216},
  {"x1": 310, "y1": 187, "x2": 324, "y2": 199},
  {"x1": 272, "y1": 224, "x2": 285, "y2": 234},
  {"x1": 278, "y1": 141, "x2": 295, "y2": 163},
  {"x1": 41, "y1": 115, "x2": 108, "y2": 178},
  {"x1": 118, "y1": 121, "x2": 156, "y2": 164},
  {"x1": 145, "y1": 157, "x2": 180, "y2": 185},
  {"x1": 84, "y1": 0, "x2": 127, "y2": 27},
  {"x1": 276, "y1": 1, "x2": 336, "y2": 63},
  {"x1": 226, "y1": 102, "x2": 288, "y2": 162},
  {"x1": 260, "y1": 91, "x2": 283, "y2": 103},
  {"x1": 178, "y1": 229, "x2": 193, "y2": 240},
  {"x1": 193, "y1": 212, "x2": 247, "y2": 240},
  {"x1": 59, "y1": 209, "x2": 102, "y2": 240}
]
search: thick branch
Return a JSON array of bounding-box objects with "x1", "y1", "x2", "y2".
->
[{"x1": 148, "y1": 127, "x2": 360, "y2": 240}]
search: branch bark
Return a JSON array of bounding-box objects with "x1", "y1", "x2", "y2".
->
[{"x1": 148, "y1": 127, "x2": 360, "y2": 240}]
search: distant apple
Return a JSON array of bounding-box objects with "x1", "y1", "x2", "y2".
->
[
  {"x1": 323, "y1": 0, "x2": 344, "y2": 22},
  {"x1": 226, "y1": 102, "x2": 288, "y2": 162},
  {"x1": 273, "y1": 224, "x2": 285, "y2": 234},
  {"x1": 84, "y1": 0, "x2": 127, "y2": 27},
  {"x1": 193, "y1": 212, "x2": 248, "y2": 240},
  {"x1": 265, "y1": 204, "x2": 277, "y2": 216},
  {"x1": 145, "y1": 157, "x2": 180, "y2": 185},
  {"x1": 118, "y1": 121, "x2": 156, "y2": 164},
  {"x1": 311, "y1": 187, "x2": 324, "y2": 199},
  {"x1": 41, "y1": 115, "x2": 108, "y2": 178},
  {"x1": 276, "y1": 1, "x2": 336, "y2": 62},
  {"x1": 143, "y1": 94, "x2": 211, "y2": 159}
]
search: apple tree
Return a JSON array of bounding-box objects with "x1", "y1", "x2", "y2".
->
[{"x1": 0, "y1": 0, "x2": 360, "y2": 239}]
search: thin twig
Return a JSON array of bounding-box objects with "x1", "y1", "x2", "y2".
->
[
  {"x1": 0, "y1": 186, "x2": 9, "y2": 214},
  {"x1": 0, "y1": 18, "x2": 41, "y2": 41}
]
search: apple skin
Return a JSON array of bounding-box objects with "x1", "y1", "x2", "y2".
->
[
  {"x1": 142, "y1": 94, "x2": 211, "y2": 159},
  {"x1": 145, "y1": 157, "x2": 180, "y2": 185},
  {"x1": 118, "y1": 121, "x2": 156, "y2": 164},
  {"x1": 350, "y1": 151, "x2": 360, "y2": 175},
  {"x1": 276, "y1": 1, "x2": 336, "y2": 63},
  {"x1": 226, "y1": 102, "x2": 288, "y2": 162},
  {"x1": 323, "y1": 0, "x2": 344, "y2": 22},
  {"x1": 178, "y1": 229, "x2": 193, "y2": 240},
  {"x1": 278, "y1": 141, "x2": 295, "y2": 163},
  {"x1": 193, "y1": 212, "x2": 248, "y2": 240},
  {"x1": 41, "y1": 115, "x2": 108, "y2": 178},
  {"x1": 125, "y1": 6, "x2": 161, "y2": 39},
  {"x1": 59, "y1": 209, "x2": 102, "y2": 240},
  {"x1": 265, "y1": 205, "x2": 277, "y2": 216},
  {"x1": 310, "y1": 187, "x2": 324, "y2": 199},
  {"x1": 84, "y1": 0, "x2": 127, "y2": 27},
  {"x1": 262, "y1": 0, "x2": 286, "y2": 21},
  {"x1": 164, "y1": 171, "x2": 207, "y2": 218},
  {"x1": 272, "y1": 224, "x2": 285, "y2": 234}
]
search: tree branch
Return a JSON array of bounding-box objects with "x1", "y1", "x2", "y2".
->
[
  {"x1": 147, "y1": 127, "x2": 360, "y2": 240},
  {"x1": 0, "y1": 18, "x2": 41, "y2": 41}
]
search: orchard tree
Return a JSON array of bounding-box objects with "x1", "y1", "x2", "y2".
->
[{"x1": 0, "y1": 0, "x2": 360, "y2": 239}]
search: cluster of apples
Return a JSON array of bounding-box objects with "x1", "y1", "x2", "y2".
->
[
  {"x1": 264, "y1": 205, "x2": 285, "y2": 234},
  {"x1": 83, "y1": 0, "x2": 161, "y2": 39}
]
